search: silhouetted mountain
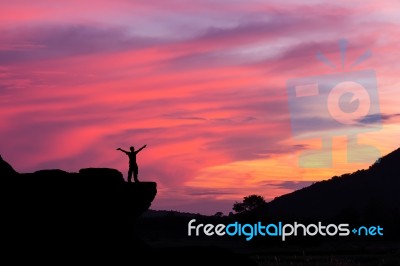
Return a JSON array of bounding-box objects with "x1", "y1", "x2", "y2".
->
[{"x1": 267, "y1": 147, "x2": 400, "y2": 220}]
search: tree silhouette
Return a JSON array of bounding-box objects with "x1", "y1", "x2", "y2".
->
[{"x1": 233, "y1": 194, "x2": 266, "y2": 213}]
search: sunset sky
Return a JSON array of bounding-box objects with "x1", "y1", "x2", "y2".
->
[{"x1": 1, "y1": 1, "x2": 399, "y2": 215}]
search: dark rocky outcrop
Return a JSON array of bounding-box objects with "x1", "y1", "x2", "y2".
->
[
  {"x1": 0, "y1": 154, "x2": 18, "y2": 177},
  {"x1": 1, "y1": 156, "x2": 157, "y2": 262}
]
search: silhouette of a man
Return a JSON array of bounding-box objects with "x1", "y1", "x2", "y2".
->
[{"x1": 117, "y1": 145, "x2": 147, "y2": 183}]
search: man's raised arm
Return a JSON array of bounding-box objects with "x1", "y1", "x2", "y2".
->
[
  {"x1": 136, "y1": 144, "x2": 147, "y2": 154},
  {"x1": 116, "y1": 148, "x2": 128, "y2": 154}
]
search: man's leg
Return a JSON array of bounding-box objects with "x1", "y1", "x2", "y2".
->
[
  {"x1": 133, "y1": 166, "x2": 139, "y2": 182},
  {"x1": 128, "y1": 168, "x2": 133, "y2": 183}
]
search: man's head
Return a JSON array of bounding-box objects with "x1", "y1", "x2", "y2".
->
[{"x1": 130, "y1": 146, "x2": 135, "y2": 152}]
